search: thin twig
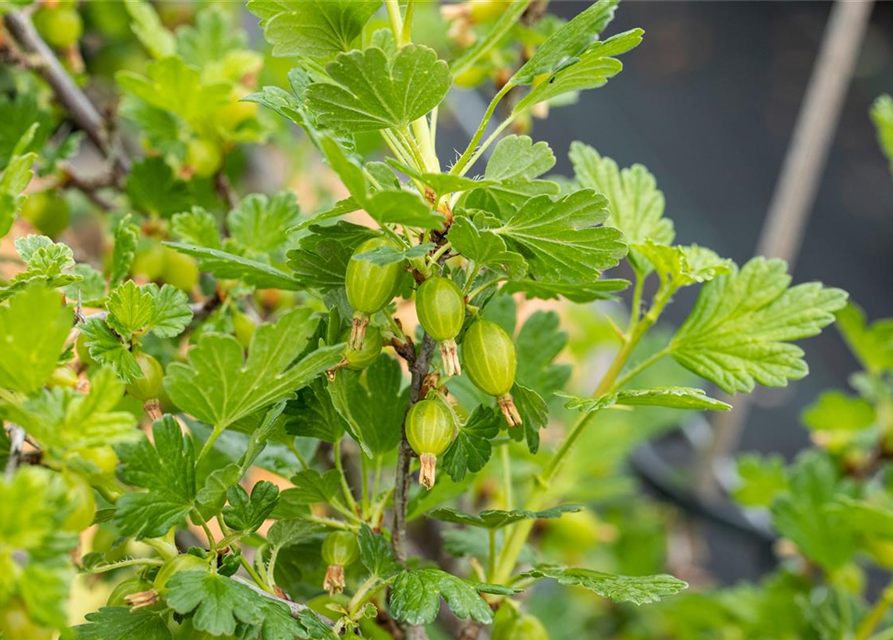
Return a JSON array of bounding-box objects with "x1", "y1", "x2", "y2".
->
[
  {"x1": 392, "y1": 333, "x2": 436, "y2": 563},
  {"x1": 215, "y1": 171, "x2": 238, "y2": 210},
  {"x1": 392, "y1": 333, "x2": 436, "y2": 640},
  {"x1": 4, "y1": 425, "x2": 26, "y2": 480},
  {"x1": 3, "y1": 11, "x2": 129, "y2": 173}
]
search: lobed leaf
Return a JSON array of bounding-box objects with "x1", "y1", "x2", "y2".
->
[
  {"x1": 306, "y1": 44, "x2": 450, "y2": 133},
  {"x1": 428, "y1": 504, "x2": 582, "y2": 530},
  {"x1": 521, "y1": 565, "x2": 687, "y2": 605},
  {"x1": 557, "y1": 387, "x2": 731, "y2": 413},
  {"x1": 670, "y1": 258, "x2": 848, "y2": 394}
]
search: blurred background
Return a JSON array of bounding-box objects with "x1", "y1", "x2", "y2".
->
[{"x1": 3, "y1": 1, "x2": 892, "y2": 636}]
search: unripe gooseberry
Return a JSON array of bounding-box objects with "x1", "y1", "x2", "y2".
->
[
  {"x1": 341, "y1": 325, "x2": 382, "y2": 371},
  {"x1": 48, "y1": 365, "x2": 78, "y2": 388},
  {"x1": 416, "y1": 277, "x2": 465, "y2": 377},
  {"x1": 321, "y1": 531, "x2": 359, "y2": 595},
  {"x1": 185, "y1": 138, "x2": 223, "y2": 178},
  {"x1": 126, "y1": 352, "x2": 163, "y2": 402},
  {"x1": 107, "y1": 576, "x2": 153, "y2": 607},
  {"x1": 61, "y1": 471, "x2": 96, "y2": 532},
  {"x1": 492, "y1": 613, "x2": 549, "y2": 640},
  {"x1": 153, "y1": 553, "x2": 209, "y2": 594},
  {"x1": 232, "y1": 311, "x2": 257, "y2": 349},
  {"x1": 406, "y1": 399, "x2": 455, "y2": 490},
  {"x1": 345, "y1": 238, "x2": 403, "y2": 350},
  {"x1": 34, "y1": 6, "x2": 83, "y2": 49},
  {"x1": 461, "y1": 320, "x2": 522, "y2": 427}
]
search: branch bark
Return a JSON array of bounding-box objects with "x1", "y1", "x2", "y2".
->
[
  {"x1": 392, "y1": 332, "x2": 436, "y2": 640},
  {"x1": 3, "y1": 11, "x2": 129, "y2": 173}
]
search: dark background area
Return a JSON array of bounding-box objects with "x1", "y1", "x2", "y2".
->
[
  {"x1": 445, "y1": 1, "x2": 893, "y2": 585},
  {"x1": 462, "y1": 1, "x2": 893, "y2": 460}
]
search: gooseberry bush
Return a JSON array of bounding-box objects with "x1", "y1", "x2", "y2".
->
[{"x1": 0, "y1": 0, "x2": 882, "y2": 638}]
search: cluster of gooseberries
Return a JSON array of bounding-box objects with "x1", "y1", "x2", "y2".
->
[{"x1": 344, "y1": 236, "x2": 521, "y2": 491}]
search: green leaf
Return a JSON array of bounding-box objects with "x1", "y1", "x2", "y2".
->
[
  {"x1": 515, "y1": 310, "x2": 571, "y2": 397},
  {"x1": 106, "y1": 280, "x2": 155, "y2": 340},
  {"x1": 229, "y1": 192, "x2": 302, "y2": 257},
  {"x1": 670, "y1": 258, "x2": 848, "y2": 394},
  {"x1": 365, "y1": 189, "x2": 442, "y2": 229},
  {"x1": 248, "y1": 0, "x2": 381, "y2": 58},
  {"x1": 429, "y1": 505, "x2": 582, "y2": 530},
  {"x1": 521, "y1": 566, "x2": 687, "y2": 605},
  {"x1": 0, "y1": 123, "x2": 38, "y2": 238},
  {"x1": 502, "y1": 278, "x2": 629, "y2": 303},
  {"x1": 635, "y1": 241, "x2": 733, "y2": 289},
  {"x1": 442, "y1": 405, "x2": 501, "y2": 482},
  {"x1": 64, "y1": 264, "x2": 106, "y2": 305},
  {"x1": 515, "y1": 29, "x2": 642, "y2": 113},
  {"x1": 732, "y1": 454, "x2": 788, "y2": 508},
  {"x1": 105, "y1": 280, "x2": 192, "y2": 342},
  {"x1": 496, "y1": 190, "x2": 627, "y2": 282},
  {"x1": 770, "y1": 451, "x2": 856, "y2": 571},
  {"x1": 165, "y1": 242, "x2": 302, "y2": 291},
  {"x1": 318, "y1": 135, "x2": 442, "y2": 229},
  {"x1": 223, "y1": 480, "x2": 279, "y2": 531},
  {"x1": 145, "y1": 283, "x2": 193, "y2": 338},
  {"x1": 245, "y1": 68, "x2": 329, "y2": 151},
  {"x1": 3, "y1": 366, "x2": 138, "y2": 452},
  {"x1": 558, "y1": 387, "x2": 731, "y2": 413},
  {"x1": 570, "y1": 142, "x2": 674, "y2": 272},
  {"x1": 871, "y1": 94, "x2": 893, "y2": 176},
  {"x1": 353, "y1": 242, "x2": 433, "y2": 266},
  {"x1": 0, "y1": 96, "x2": 48, "y2": 170},
  {"x1": 358, "y1": 524, "x2": 401, "y2": 580},
  {"x1": 390, "y1": 568, "x2": 494, "y2": 625},
  {"x1": 0, "y1": 235, "x2": 80, "y2": 300},
  {"x1": 267, "y1": 518, "x2": 323, "y2": 549},
  {"x1": 124, "y1": 0, "x2": 176, "y2": 59},
  {"x1": 485, "y1": 135, "x2": 556, "y2": 182},
  {"x1": 196, "y1": 463, "x2": 242, "y2": 521},
  {"x1": 462, "y1": 135, "x2": 559, "y2": 217},
  {"x1": 165, "y1": 309, "x2": 342, "y2": 431},
  {"x1": 80, "y1": 318, "x2": 140, "y2": 382},
  {"x1": 176, "y1": 6, "x2": 250, "y2": 71},
  {"x1": 289, "y1": 468, "x2": 342, "y2": 504},
  {"x1": 74, "y1": 606, "x2": 172, "y2": 640},
  {"x1": 306, "y1": 44, "x2": 450, "y2": 133},
  {"x1": 285, "y1": 378, "x2": 347, "y2": 443},
  {"x1": 509, "y1": 382, "x2": 548, "y2": 454},
  {"x1": 448, "y1": 212, "x2": 527, "y2": 279},
  {"x1": 171, "y1": 207, "x2": 221, "y2": 249},
  {"x1": 801, "y1": 391, "x2": 876, "y2": 432},
  {"x1": 168, "y1": 571, "x2": 323, "y2": 639},
  {"x1": 328, "y1": 355, "x2": 409, "y2": 456},
  {"x1": 124, "y1": 157, "x2": 193, "y2": 218},
  {"x1": 835, "y1": 303, "x2": 893, "y2": 375},
  {"x1": 115, "y1": 416, "x2": 196, "y2": 539},
  {"x1": 511, "y1": 0, "x2": 620, "y2": 85},
  {"x1": 0, "y1": 286, "x2": 73, "y2": 394},
  {"x1": 387, "y1": 158, "x2": 496, "y2": 198},
  {"x1": 110, "y1": 215, "x2": 139, "y2": 288},
  {"x1": 830, "y1": 497, "x2": 893, "y2": 539},
  {"x1": 117, "y1": 58, "x2": 230, "y2": 129},
  {"x1": 166, "y1": 571, "x2": 263, "y2": 636},
  {"x1": 0, "y1": 466, "x2": 77, "y2": 629}
]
